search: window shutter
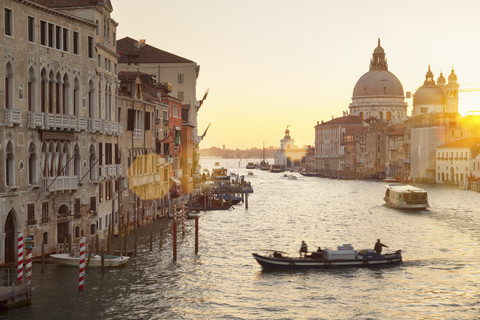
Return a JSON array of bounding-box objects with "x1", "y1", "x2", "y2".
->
[{"x1": 127, "y1": 109, "x2": 135, "y2": 131}]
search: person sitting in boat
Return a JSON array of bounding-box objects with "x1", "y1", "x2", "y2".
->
[
  {"x1": 310, "y1": 247, "x2": 323, "y2": 259},
  {"x1": 374, "y1": 239, "x2": 388, "y2": 254},
  {"x1": 299, "y1": 241, "x2": 308, "y2": 257},
  {"x1": 273, "y1": 251, "x2": 283, "y2": 258}
]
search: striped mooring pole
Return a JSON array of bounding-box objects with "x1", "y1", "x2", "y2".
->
[
  {"x1": 181, "y1": 201, "x2": 185, "y2": 235},
  {"x1": 17, "y1": 232, "x2": 24, "y2": 284},
  {"x1": 79, "y1": 237, "x2": 86, "y2": 291}
]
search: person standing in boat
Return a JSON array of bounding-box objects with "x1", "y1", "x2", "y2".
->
[
  {"x1": 299, "y1": 241, "x2": 308, "y2": 257},
  {"x1": 374, "y1": 239, "x2": 388, "y2": 254}
]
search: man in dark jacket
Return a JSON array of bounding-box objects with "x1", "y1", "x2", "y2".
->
[
  {"x1": 299, "y1": 241, "x2": 308, "y2": 257},
  {"x1": 374, "y1": 239, "x2": 388, "y2": 254}
]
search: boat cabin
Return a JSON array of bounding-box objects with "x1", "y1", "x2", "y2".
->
[{"x1": 211, "y1": 167, "x2": 229, "y2": 180}]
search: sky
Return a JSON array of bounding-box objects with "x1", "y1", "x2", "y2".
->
[{"x1": 113, "y1": 0, "x2": 480, "y2": 149}]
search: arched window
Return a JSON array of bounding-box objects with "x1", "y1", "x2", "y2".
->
[
  {"x1": 63, "y1": 74, "x2": 69, "y2": 114},
  {"x1": 48, "y1": 143, "x2": 55, "y2": 177},
  {"x1": 5, "y1": 62, "x2": 14, "y2": 109},
  {"x1": 63, "y1": 144, "x2": 70, "y2": 176},
  {"x1": 98, "y1": 79, "x2": 102, "y2": 118},
  {"x1": 105, "y1": 84, "x2": 109, "y2": 120},
  {"x1": 41, "y1": 69, "x2": 47, "y2": 112},
  {"x1": 48, "y1": 70, "x2": 54, "y2": 113},
  {"x1": 90, "y1": 223, "x2": 96, "y2": 235},
  {"x1": 73, "y1": 77, "x2": 79, "y2": 116},
  {"x1": 89, "y1": 145, "x2": 97, "y2": 181},
  {"x1": 43, "y1": 232, "x2": 48, "y2": 244},
  {"x1": 56, "y1": 144, "x2": 63, "y2": 176},
  {"x1": 56, "y1": 72, "x2": 61, "y2": 113},
  {"x1": 75, "y1": 226, "x2": 80, "y2": 238},
  {"x1": 74, "y1": 144, "x2": 80, "y2": 178},
  {"x1": 6, "y1": 142, "x2": 15, "y2": 186},
  {"x1": 88, "y1": 80, "x2": 95, "y2": 118},
  {"x1": 386, "y1": 111, "x2": 391, "y2": 122},
  {"x1": 28, "y1": 143, "x2": 37, "y2": 185},
  {"x1": 28, "y1": 67, "x2": 36, "y2": 112},
  {"x1": 41, "y1": 143, "x2": 48, "y2": 177}
]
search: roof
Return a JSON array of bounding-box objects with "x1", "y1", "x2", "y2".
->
[
  {"x1": 31, "y1": 0, "x2": 109, "y2": 8},
  {"x1": 316, "y1": 116, "x2": 365, "y2": 127},
  {"x1": 437, "y1": 138, "x2": 480, "y2": 149},
  {"x1": 117, "y1": 37, "x2": 195, "y2": 64}
]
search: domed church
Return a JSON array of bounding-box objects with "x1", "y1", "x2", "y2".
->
[
  {"x1": 412, "y1": 65, "x2": 458, "y2": 116},
  {"x1": 349, "y1": 39, "x2": 408, "y2": 124}
]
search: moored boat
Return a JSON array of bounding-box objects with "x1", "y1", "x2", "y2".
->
[
  {"x1": 246, "y1": 162, "x2": 256, "y2": 169},
  {"x1": 252, "y1": 244, "x2": 402, "y2": 269},
  {"x1": 50, "y1": 253, "x2": 129, "y2": 267},
  {"x1": 384, "y1": 183, "x2": 429, "y2": 210}
]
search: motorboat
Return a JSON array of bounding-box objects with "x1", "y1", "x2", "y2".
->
[
  {"x1": 246, "y1": 162, "x2": 256, "y2": 169},
  {"x1": 270, "y1": 164, "x2": 283, "y2": 173},
  {"x1": 50, "y1": 253, "x2": 129, "y2": 267},
  {"x1": 247, "y1": 171, "x2": 254, "y2": 176},
  {"x1": 252, "y1": 244, "x2": 402, "y2": 269},
  {"x1": 384, "y1": 183, "x2": 429, "y2": 210}
]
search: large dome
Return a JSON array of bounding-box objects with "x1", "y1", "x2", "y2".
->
[
  {"x1": 413, "y1": 85, "x2": 445, "y2": 106},
  {"x1": 353, "y1": 70, "x2": 405, "y2": 98}
]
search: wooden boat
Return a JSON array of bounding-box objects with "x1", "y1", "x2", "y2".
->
[
  {"x1": 190, "y1": 194, "x2": 232, "y2": 211},
  {"x1": 252, "y1": 244, "x2": 402, "y2": 269},
  {"x1": 384, "y1": 183, "x2": 429, "y2": 210},
  {"x1": 270, "y1": 164, "x2": 283, "y2": 173},
  {"x1": 50, "y1": 253, "x2": 129, "y2": 267}
]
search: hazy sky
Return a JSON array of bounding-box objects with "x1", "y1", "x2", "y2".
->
[{"x1": 113, "y1": 0, "x2": 480, "y2": 149}]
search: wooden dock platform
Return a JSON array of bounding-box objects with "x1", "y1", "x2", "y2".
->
[{"x1": 0, "y1": 283, "x2": 32, "y2": 309}]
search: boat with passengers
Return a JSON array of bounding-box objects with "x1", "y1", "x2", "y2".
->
[
  {"x1": 384, "y1": 183, "x2": 429, "y2": 210},
  {"x1": 253, "y1": 244, "x2": 402, "y2": 269}
]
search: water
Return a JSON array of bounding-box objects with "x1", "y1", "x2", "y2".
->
[{"x1": 4, "y1": 158, "x2": 480, "y2": 319}]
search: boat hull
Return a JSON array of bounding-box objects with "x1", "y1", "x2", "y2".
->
[
  {"x1": 50, "y1": 253, "x2": 129, "y2": 267},
  {"x1": 252, "y1": 252, "x2": 402, "y2": 269}
]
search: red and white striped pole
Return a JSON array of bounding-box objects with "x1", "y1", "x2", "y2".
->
[
  {"x1": 79, "y1": 237, "x2": 86, "y2": 291},
  {"x1": 17, "y1": 232, "x2": 23, "y2": 284},
  {"x1": 26, "y1": 250, "x2": 32, "y2": 283},
  {"x1": 181, "y1": 201, "x2": 185, "y2": 235}
]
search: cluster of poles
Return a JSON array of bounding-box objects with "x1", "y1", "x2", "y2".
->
[{"x1": 14, "y1": 200, "x2": 200, "y2": 292}]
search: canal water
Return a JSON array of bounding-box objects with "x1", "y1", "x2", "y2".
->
[{"x1": 3, "y1": 158, "x2": 480, "y2": 319}]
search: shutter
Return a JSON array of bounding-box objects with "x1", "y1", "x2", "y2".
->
[
  {"x1": 145, "y1": 112, "x2": 151, "y2": 130},
  {"x1": 127, "y1": 109, "x2": 135, "y2": 131}
]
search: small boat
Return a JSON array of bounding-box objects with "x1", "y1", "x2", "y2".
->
[
  {"x1": 246, "y1": 162, "x2": 256, "y2": 169},
  {"x1": 252, "y1": 244, "x2": 402, "y2": 269},
  {"x1": 384, "y1": 183, "x2": 429, "y2": 210},
  {"x1": 247, "y1": 171, "x2": 254, "y2": 176},
  {"x1": 287, "y1": 175, "x2": 297, "y2": 180},
  {"x1": 300, "y1": 171, "x2": 319, "y2": 177},
  {"x1": 50, "y1": 253, "x2": 129, "y2": 267},
  {"x1": 270, "y1": 164, "x2": 283, "y2": 173}
]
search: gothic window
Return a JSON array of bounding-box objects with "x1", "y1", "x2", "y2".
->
[
  {"x1": 48, "y1": 70, "x2": 54, "y2": 113},
  {"x1": 89, "y1": 145, "x2": 97, "y2": 182},
  {"x1": 55, "y1": 73, "x2": 61, "y2": 113},
  {"x1": 28, "y1": 67, "x2": 36, "y2": 111},
  {"x1": 5, "y1": 142, "x2": 15, "y2": 186},
  {"x1": 88, "y1": 80, "x2": 95, "y2": 118},
  {"x1": 74, "y1": 144, "x2": 80, "y2": 177},
  {"x1": 63, "y1": 144, "x2": 70, "y2": 176},
  {"x1": 386, "y1": 112, "x2": 391, "y2": 122},
  {"x1": 4, "y1": 62, "x2": 14, "y2": 109},
  {"x1": 56, "y1": 144, "x2": 63, "y2": 176},
  {"x1": 63, "y1": 74, "x2": 70, "y2": 114},
  {"x1": 73, "y1": 77, "x2": 79, "y2": 116},
  {"x1": 41, "y1": 69, "x2": 47, "y2": 112},
  {"x1": 28, "y1": 143, "x2": 37, "y2": 185}
]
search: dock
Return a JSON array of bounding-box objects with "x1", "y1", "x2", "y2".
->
[{"x1": 0, "y1": 283, "x2": 32, "y2": 309}]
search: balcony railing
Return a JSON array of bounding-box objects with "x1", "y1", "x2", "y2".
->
[
  {"x1": 89, "y1": 118, "x2": 103, "y2": 133},
  {"x1": 3, "y1": 109, "x2": 22, "y2": 126},
  {"x1": 28, "y1": 111, "x2": 45, "y2": 128},
  {"x1": 134, "y1": 129, "x2": 144, "y2": 138},
  {"x1": 42, "y1": 176, "x2": 78, "y2": 192}
]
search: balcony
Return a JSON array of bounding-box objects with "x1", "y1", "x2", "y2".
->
[
  {"x1": 116, "y1": 164, "x2": 123, "y2": 176},
  {"x1": 3, "y1": 109, "x2": 22, "y2": 127},
  {"x1": 41, "y1": 217, "x2": 49, "y2": 224},
  {"x1": 45, "y1": 114, "x2": 78, "y2": 131},
  {"x1": 28, "y1": 111, "x2": 45, "y2": 128},
  {"x1": 42, "y1": 176, "x2": 78, "y2": 192},
  {"x1": 134, "y1": 129, "x2": 144, "y2": 138},
  {"x1": 89, "y1": 118, "x2": 103, "y2": 133},
  {"x1": 27, "y1": 219, "x2": 37, "y2": 226}
]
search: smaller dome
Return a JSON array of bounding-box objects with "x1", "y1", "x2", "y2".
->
[
  {"x1": 448, "y1": 68, "x2": 457, "y2": 82},
  {"x1": 437, "y1": 72, "x2": 446, "y2": 86}
]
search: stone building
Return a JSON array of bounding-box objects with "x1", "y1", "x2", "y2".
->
[
  {"x1": 349, "y1": 39, "x2": 408, "y2": 125},
  {"x1": 274, "y1": 126, "x2": 305, "y2": 170},
  {"x1": 1, "y1": 0, "x2": 122, "y2": 263},
  {"x1": 408, "y1": 66, "x2": 460, "y2": 182}
]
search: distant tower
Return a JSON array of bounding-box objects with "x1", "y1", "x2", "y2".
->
[{"x1": 446, "y1": 68, "x2": 459, "y2": 114}]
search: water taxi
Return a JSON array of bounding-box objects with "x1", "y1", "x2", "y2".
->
[
  {"x1": 384, "y1": 183, "x2": 429, "y2": 210},
  {"x1": 270, "y1": 164, "x2": 283, "y2": 173},
  {"x1": 253, "y1": 244, "x2": 402, "y2": 269},
  {"x1": 246, "y1": 162, "x2": 256, "y2": 169}
]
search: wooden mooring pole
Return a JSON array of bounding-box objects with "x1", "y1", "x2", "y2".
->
[
  {"x1": 195, "y1": 216, "x2": 199, "y2": 255},
  {"x1": 41, "y1": 240, "x2": 45, "y2": 273}
]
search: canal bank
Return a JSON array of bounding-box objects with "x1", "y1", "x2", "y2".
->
[{"x1": 3, "y1": 158, "x2": 480, "y2": 319}]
